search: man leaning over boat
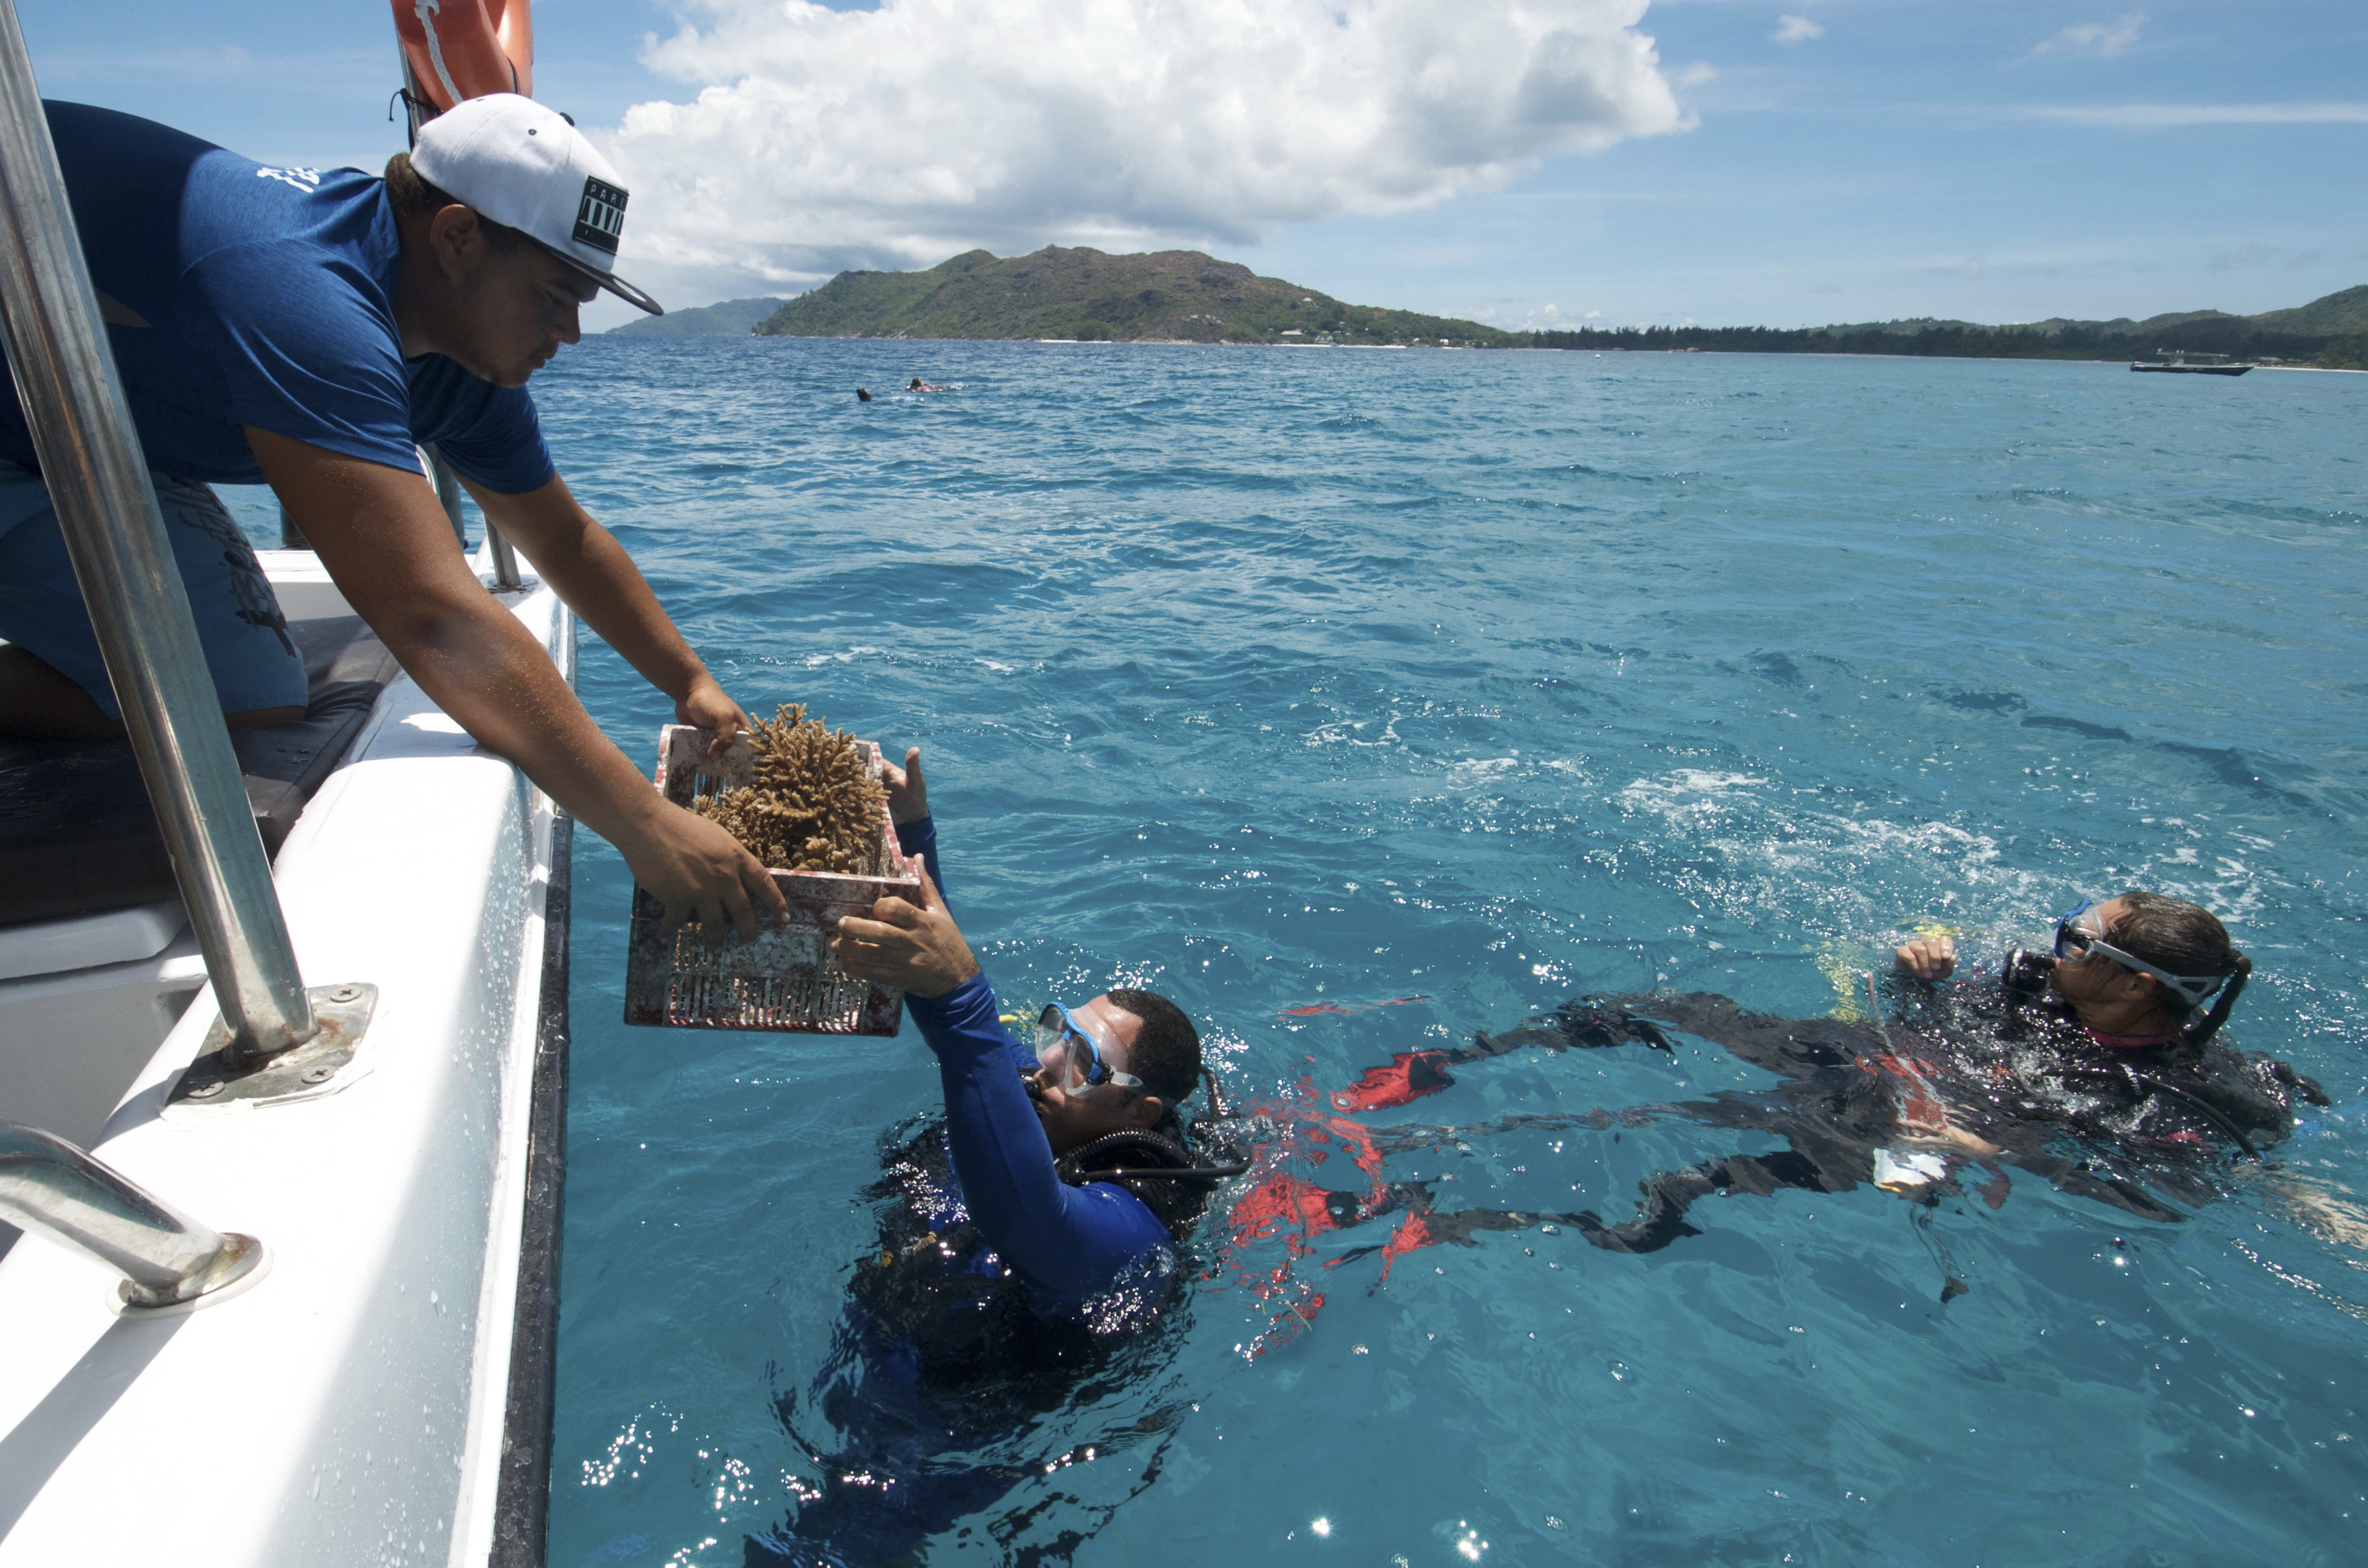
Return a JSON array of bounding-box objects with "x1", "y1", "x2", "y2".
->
[{"x1": 0, "y1": 93, "x2": 783, "y2": 935}]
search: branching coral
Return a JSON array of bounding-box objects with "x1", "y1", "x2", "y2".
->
[{"x1": 689, "y1": 704, "x2": 889, "y2": 874}]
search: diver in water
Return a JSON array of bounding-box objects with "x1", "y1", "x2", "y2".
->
[
  {"x1": 1379, "y1": 889, "x2": 2328, "y2": 1254},
  {"x1": 744, "y1": 751, "x2": 1238, "y2": 1566},
  {"x1": 1158, "y1": 890, "x2": 2324, "y2": 1346}
]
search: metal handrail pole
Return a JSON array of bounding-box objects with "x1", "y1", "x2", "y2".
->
[
  {"x1": 421, "y1": 440, "x2": 467, "y2": 547},
  {"x1": 425, "y1": 438, "x2": 532, "y2": 590},
  {"x1": 0, "y1": 1121, "x2": 262, "y2": 1308},
  {"x1": 484, "y1": 519, "x2": 524, "y2": 589},
  {"x1": 0, "y1": 0, "x2": 314, "y2": 1062}
]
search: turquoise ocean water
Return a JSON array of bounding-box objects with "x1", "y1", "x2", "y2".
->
[{"x1": 302, "y1": 343, "x2": 2368, "y2": 1565}]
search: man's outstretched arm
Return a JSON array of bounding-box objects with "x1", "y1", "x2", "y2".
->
[
  {"x1": 460, "y1": 471, "x2": 751, "y2": 742},
  {"x1": 251, "y1": 429, "x2": 784, "y2": 935}
]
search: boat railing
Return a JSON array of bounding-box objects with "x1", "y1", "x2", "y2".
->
[
  {"x1": 0, "y1": 1120, "x2": 264, "y2": 1308},
  {"x1": 0, "y1": 0, "x2": 318, "y2": 1065},
  {"x1": 286, "y1": 443, "x2": 527, "y2": 592}
]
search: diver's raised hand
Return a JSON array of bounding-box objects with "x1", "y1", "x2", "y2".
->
[
  {"x1": 880, "y1": 745, "x2": 930, "y2": 826},
  {"x1": 832, "y1": 863, "x2": 977, "y2": 997},
  {"x1": 1895, "y1": 934, "x2": 1957, "y2": 980}
]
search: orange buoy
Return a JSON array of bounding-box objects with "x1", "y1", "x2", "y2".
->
[{"x1": 393, "y1": 0, "x2": 534, "y2": 112}]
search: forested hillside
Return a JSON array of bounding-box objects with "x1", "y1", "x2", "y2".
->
[{"x1": 752, "y1": 247, "x2": 1514, "y2": 346}]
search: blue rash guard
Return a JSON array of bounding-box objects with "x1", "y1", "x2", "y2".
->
[
  {"x1": 892, "y1": 816, "x2": 1174, "y2": 1315},
  {"x1": 0, "y1": 101, "x2": 555, "y2": 492},
  {"x1": 0, "y1": 103, "x2": 561, "y2": 714}
]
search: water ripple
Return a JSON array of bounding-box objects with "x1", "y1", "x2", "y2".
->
[{"x1": 531, "y1": 341, "x2": 2368, "y2": 1568}]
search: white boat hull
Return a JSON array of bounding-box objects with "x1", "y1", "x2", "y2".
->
[{"x1": 0, "y1": 548, "x2": 571, "y2": 1566}]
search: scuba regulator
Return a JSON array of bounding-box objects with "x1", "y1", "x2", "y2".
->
[{"x1": 1999, "y1": 949, "x2": 2057, "y2": 1013}]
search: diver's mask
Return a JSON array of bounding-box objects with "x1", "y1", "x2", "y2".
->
[
  {"x1": 1032, "y1": 1002, "x2": 1145, "y2": 1093},
  {"x1": 2054, "y1": 900, "x2": 2232, "y2": 1008}
]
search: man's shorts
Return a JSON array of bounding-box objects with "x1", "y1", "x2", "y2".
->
[{"x1": 0, "y1": 461, "x2": 306, "y2": 719}]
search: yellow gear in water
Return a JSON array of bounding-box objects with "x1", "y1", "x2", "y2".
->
[
  {"x1": 1811, "y1": 923, "x2": 1972, "y2": 1020},
  {"x1": 1813, "y1": 941, "x2": 1874, "y2": 1020}
]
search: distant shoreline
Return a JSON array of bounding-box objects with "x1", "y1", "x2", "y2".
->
[
  {"x1": 621, "y1": 334, "x2": 2368, "y2": 373},
  {"x1": 722, "y1": 250, "x2": 2368, "y2": 370}
]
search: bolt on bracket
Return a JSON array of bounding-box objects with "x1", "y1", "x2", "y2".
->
[{"x1": 169, "y1": 983, "x2": 379, "y2": 1109}]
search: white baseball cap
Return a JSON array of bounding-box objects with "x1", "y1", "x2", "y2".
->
[{"x1": 410, "y1": 93, "x2": 664, "y2": 315}]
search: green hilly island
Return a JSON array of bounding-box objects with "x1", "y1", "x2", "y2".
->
[
  {"x1": 751, "y1": 247, "x2": 1515, "y2": 346},
  {"x1": 619, "y1": 248, "x2": 2365, "y2": 369}
]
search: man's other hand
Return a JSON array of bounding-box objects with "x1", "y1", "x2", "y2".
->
[
  {"x1": 832, "y1": 864, "x2": 977, "y2": 998},
  {"x1": 676, "y1": 676, "x2": 754, "y2": 759},
  {"x1": 1895, "y1": 934, "x2": 1957, "y2": 980},
  {"x1": 624, "y1": 803, "x2": 787, "y2": 939},
  {"x1": 882, "y1": 746, "x2": 929, "y2": 826}
]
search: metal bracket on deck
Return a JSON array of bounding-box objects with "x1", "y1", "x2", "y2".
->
[{"x1": 168, "y1": 983, "x2": 379, "y2": 1108}]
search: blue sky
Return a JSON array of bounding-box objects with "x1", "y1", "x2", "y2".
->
[{"x1": 21, "y1": 1, "x2": 2364, "y2": 333}]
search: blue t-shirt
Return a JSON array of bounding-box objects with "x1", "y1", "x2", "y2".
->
[{"x1": 0, "y1": 101, "x2": 554, "y2": 494}]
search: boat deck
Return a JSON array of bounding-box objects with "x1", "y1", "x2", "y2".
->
[{"x1": 0, "y1": 609, "x2": 401, "y2": 930}]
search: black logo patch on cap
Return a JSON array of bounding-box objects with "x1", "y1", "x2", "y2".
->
[{"x1": 574, "y1": 176, "x2": 626, "y2": 256}]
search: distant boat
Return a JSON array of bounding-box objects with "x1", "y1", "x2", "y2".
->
[{"x1": 2133, "y1": 348, "x2": 2252, "y2": 376}]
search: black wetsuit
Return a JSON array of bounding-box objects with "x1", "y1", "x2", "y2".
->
[
  {"x1": 1184, "y1": 975, "x2": 2326, "y2": 1337},
  {"x1": 751, "y1": 1123, "x2": 1217, "y2": 1566},
  {"x1": 1457, "y1": 977, "x2": 2329, "y2": 1252}
]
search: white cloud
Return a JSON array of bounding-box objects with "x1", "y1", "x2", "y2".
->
[
  {"x1": 2026, "y1": 12, "x2": 2145, "y2": 60},
  {"x1": 1505, "y1": 301, "x2": 1606, "y2": 329},
  {"x1": 599, "y1": 0, "x2": 1688, "y2": 290},
  {"x1": 2024, "y1": 101, "x2": 2368, "y2": 127},
  {"x1": 1773, "y1": 15, "x2": 1823, "y2": 45}
]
